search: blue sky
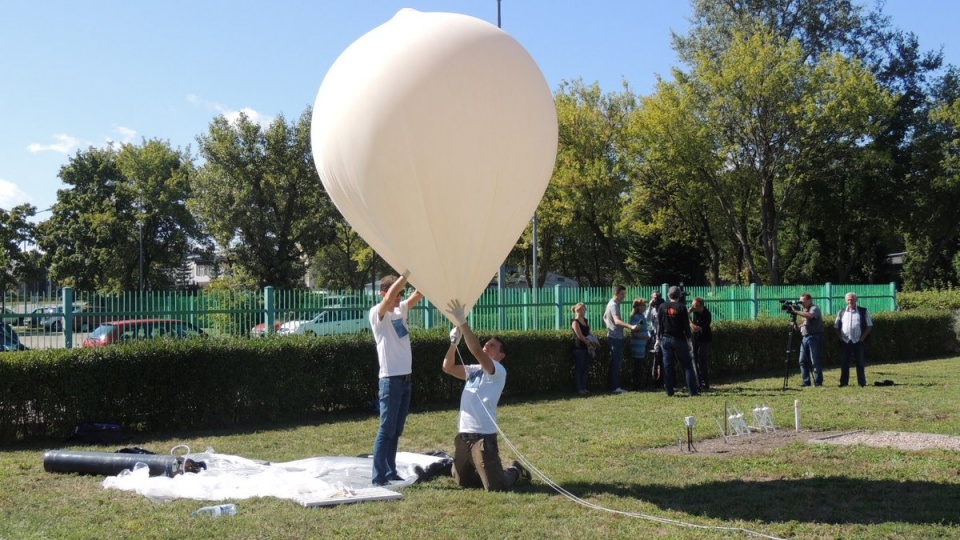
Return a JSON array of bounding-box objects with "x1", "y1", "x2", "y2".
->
[{"x1": 1, "y1": 1, "x2": 957, "y2": 215}]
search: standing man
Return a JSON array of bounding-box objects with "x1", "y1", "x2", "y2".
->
[
  {"x1": 792, "y1": 292, "x2": 824, "y2": 387},
  {"x1": 834, "y1": 292, "x2": 872, "y2": 387},
  {"x1": 689, "y1": 297, "x2": 712, "y2": 390},
  {"x1": 369, "y1": 272, "x2": 424, "y2": 486},
  {"x1": 657, "y1": 286, "x2": 699, "y2": 397},
  {"x1": 603, "y1": 285, "x2": 637, "y2": 394},
  {"x1": 442, "y1": 300, "x2": 530, "y2": 492}
]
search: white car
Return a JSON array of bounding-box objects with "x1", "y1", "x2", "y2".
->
[{"x1": 277, "y1": 307, "x2": 367, "y2": 336}]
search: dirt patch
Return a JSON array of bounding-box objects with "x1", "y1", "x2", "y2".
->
[{"x1": 648, "y1": 429, "x2": 960, "y2": 457}]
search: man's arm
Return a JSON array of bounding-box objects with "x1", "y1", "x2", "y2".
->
[
  {"x1": 612, "y1": 307, "x2": 636, "y2": 331},
  {"x1": 376, "y1": 272, "x2": 409, "y2": 319},
  {"x1": 442, "y1": 330, "x2": 467, "y2": 380},
  {"x1": 861, "y1": 309, "x2": 873, "y2": 342},
  {"x1": 407, "y1": 289, "x2": 424, "y2": 309},
  {"x1": 447, "y1": 300, "x2": 494, "y2": 375}
]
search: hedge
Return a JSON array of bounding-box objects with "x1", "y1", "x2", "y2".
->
[{"x1": 1, "y1": 310, "x2": 957, "y2": 444}]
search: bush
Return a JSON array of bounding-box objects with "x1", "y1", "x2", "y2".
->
[
  {"x1": 1, "y1": 309, "x2": 956, "y2": 444},
  {"x1": 897, "y1": 288, "x2": 960, "y2": 311}
]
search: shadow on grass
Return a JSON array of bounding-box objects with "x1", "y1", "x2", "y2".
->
[{"x1": 553, "y1": 477, "x2": 960, "y2": 525}]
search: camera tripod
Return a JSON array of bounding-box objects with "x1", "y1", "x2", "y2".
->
[{"x1": 782, "y1": 313, "x2": 799, "y2": 390}]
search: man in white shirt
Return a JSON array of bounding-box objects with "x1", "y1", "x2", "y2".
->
[
  {"x1": 833, "y1": 292, "x2": 873, "y2": 387},
  {"x1": 442, "y1": 300, "x2": 530, "y2": 491},
  {"x1": 369, "y1": 272, "x2": 423, "y2": 486}
]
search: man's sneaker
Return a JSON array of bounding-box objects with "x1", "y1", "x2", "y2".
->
[
  {"x1": 612, "y1": 387, "x2": 627, "y2": 394},
  {"x1": 511, "y1": 460, "x2": 531, "y2": 483}
]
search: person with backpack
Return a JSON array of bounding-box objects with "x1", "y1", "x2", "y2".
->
[{"x1": 834, "y1": 292, "x2": 873, "y2": 387}]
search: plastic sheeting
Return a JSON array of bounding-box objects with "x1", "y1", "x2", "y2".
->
[{"x1": 103, "y1": 450, "x2": 446, "y2": 504}]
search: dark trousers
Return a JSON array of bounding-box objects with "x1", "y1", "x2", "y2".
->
[
  {"x1": 453, "y1": 433, "x2": 519, "y2": 492},
  {"x1": 839, "y1": 340, "x2": 867, "y2": 387},
  {"x1": 693, "y1": 340, "x2": 711, "y2": 389},
  {"x1": 661, "y1": 335, "x2": 699, "y2": 396}
]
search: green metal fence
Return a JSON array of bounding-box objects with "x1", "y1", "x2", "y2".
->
[{"x1": 1, "y1": 282, "x2": 896, "y2": 349}]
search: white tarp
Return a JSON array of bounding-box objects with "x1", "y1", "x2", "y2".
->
[{"x1": 103, "y1": 450, "x2": 447, "y2": 506}]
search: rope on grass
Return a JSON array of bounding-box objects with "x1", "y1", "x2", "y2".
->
[{"x1": 454, "y1": 346, "x2": 787, "y2": 540}]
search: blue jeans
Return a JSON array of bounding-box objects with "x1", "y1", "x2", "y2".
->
[
  {"x1": 372, "y1": 376, "x2": 412, "y2": 485},
  {"x1": 607, "y1": 337, "x2": 625, "y2": 391},
  {"x1": 661, "y1": 335, "x2": 698, "y2": 396},
  {"x1": 799, "y1": 333, "x2": 824, "y2": 386},
  {"x1": 839, "y1": 340, "x2": 867, "y2": 387},
  {"x1": 572, "y1": 348, "x2": 590, "y2": 392}
]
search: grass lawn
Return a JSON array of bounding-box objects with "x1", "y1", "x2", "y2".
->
[{"x1": 2, "y1": 356, "x2": 959, "y2": 539}]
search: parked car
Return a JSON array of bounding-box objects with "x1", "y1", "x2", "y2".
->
[
  {"x1": 277, "y1": 307, "x2": 368, "y2": 336},
  {"x1": 2, "y1": 308, "x2": 24, "y2": 326},
  {"x1": 1, "y1": 323, "x2": 27, "y2": 351},
  {"x1": 81, "y1": 319, "x2": 206, "y2": 347},
  {"x1": 71, "y1": 306, "x2": 108, "y2": 333},
  {"x1": 24, "y1": 307, "x2": 65, "y2": 331},
  {"x1": 249, "y1": 320, "x2": 283, "y2": 338},
  {"x1": 24, "y1": 307, "x2": 52, "y2": 329}
]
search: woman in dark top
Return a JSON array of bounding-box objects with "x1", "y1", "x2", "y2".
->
[{"x1": 571, "y1": 302, "x2": 595, "y2": 394}]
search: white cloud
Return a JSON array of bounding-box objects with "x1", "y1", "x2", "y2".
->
[
  {"x1": 223, "y1": 107, "x2": 273, "y2": 130},
  {"x1": 27, "y1": 133, "x2": 81, "y2": 154},
  {"x1": 105, "y1": 125, "x2": 138, "y2": 149},
  {"x1": 188, "y1": 94, "x2": 274, "y2": 130},
  {"x1": 0, "y1": 178, "x2": 33, "y2": 209}
]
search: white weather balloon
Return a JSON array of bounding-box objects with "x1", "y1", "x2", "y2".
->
[{"x1": 312, "y1": 9, "x2": 558, "y2": 321}]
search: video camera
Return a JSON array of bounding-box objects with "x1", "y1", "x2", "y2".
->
[{"x1": 780, "y1": 300, "x2": 800, "y2": 313}]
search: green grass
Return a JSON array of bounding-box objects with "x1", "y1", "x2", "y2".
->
[{"x1": 3, "y1": 358, "x2": 960, "y2": 539}]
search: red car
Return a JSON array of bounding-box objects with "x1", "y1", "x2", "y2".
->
[
  {"x1": 249, "y1": 321, "x2": 283, "y2": 338},
  {"x1": 81, "y1": 319, "x2": 205, "y2": 347}
]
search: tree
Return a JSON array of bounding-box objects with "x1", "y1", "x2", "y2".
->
[
  {"x1": 639, "y1": 22, "x2": 891, "y2": 285},
  {"x1": 0, "y1": 204, "x2": 36, "y2": 295},
  {"x1": 533, "y1": 80, "x2": 640, "y2": 286},
  {"x1": 40, "y1": 141, "x2": 201, "y2": 291},
  {"x1": 308, "y1": 221, "x2": 376, "y2": 290},
  {"x1": 192, "y1": 108, "x2": 337, "y2": 288}
]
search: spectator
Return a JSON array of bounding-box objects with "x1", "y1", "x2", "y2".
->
[
  {"x1": 603, "y1": 285, "x2": 637, "y2": 394},
  {"x1": 656, "y1": 286, "x2": 698, "y2": 397},
  {"x1": 628, "y1": 298, "x2": 650, "y2": 391},
  {"x1": 368, "y1": 272, "x2": 424, "y2": 486},
  {"x1": 834, "y1": 292, "x2": 872, "y2": 387},
  {"x1": 689, "y1": 296, "x2": 712, "y2": 390},
  {"x1": 442, "y1": 300, "x2": 531, "y2": 491},
  {"x1": 792, "y1": 292, "x2": 824, "y2": 387},
  {"x1": 645, "y1": 291, "x2": 665, "y2": 387},
  {"x1": 570, "y1": 302, "x2": 596, "y2": 395}
]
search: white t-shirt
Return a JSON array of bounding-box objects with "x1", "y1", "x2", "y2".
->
[
  {"x1": 458, "y1": 361, "x2": 506, "y2": 434},
  {"x1": 369, "y1": 299, "x2": 412, "y2": 378}
]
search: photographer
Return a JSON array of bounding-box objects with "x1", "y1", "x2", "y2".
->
[{"x1": 790, "y1": 293, "x2": 824, "y2": 387}]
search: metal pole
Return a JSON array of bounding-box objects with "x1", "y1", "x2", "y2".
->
[{"x1": 138, "y1": 222, "x2": 143, "y2": 292}]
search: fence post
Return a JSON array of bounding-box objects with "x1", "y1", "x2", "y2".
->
[
  {"x1": 264, "y1": 286, "x2": 275, "y2": 336},
  {"x1": 825, "y1": 282, "x2": 833, "y2": 314},
  {"x1": 62, "y1": 287, "x2": 74, "y2": 348},
  {"x1": 554, "y1": 284, "x2": 563, "y2": 330},
  {"x1": 889, "y1": 282, "x2": 897, "y2": 311},
  {"x1": 749, "y1": 283, "x2": 758, "y2": 320},
  {"x1": 423, "y1": 298, "x2": 433, "y2": 329}
]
